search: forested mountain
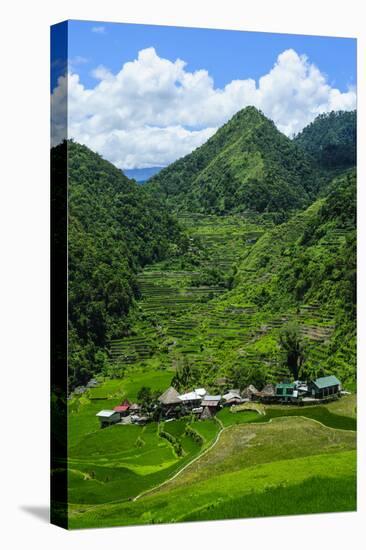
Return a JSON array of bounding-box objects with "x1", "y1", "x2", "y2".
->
[
  {"x1": 294, "y1": 110, "x2": 356, "y2": 169},
  {"x1": 148, "y1": 107, "x2": 316, "y2": 214},
  {"x1": 232, "y1": 169, "x2": 356, "y2": 384},
  {"x1": 53, "y1": 141, "x2": 186, "y2": 388}
]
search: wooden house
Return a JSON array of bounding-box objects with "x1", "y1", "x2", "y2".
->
[
  {"x1": 178, "y1": 390, "x2": 202, "y2": 408},
  {"x1": 223, "y1": 390, "x2": 242, "y2": 406},
  {"x1": 241, "y1": 385, "x2": 259, "y2": 400},
  {"x1": 113, "y1": 399, "x2": 131, "y2": 418},
  {"x1": 308, "y1": 375, "x2": 341, "y2": 399},
  {"x1": 158, "y1": 386, "x2": 182, "y2": 415},
  {"x1": 200, "y1": 395, "x2": 221, "y2": 419},
  {"x1": 96, "y1": 410, "x2": 120, "y2": 428},
  {"x1": 275, "y1": 382, "x2": 298, "y2": 402}
]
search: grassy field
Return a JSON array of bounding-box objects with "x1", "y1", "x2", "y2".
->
[
  {"x1": 66, "y1": 213, "x2": 356, "y2": 528},
  {"x1": 68, "y1": 415, "x2": 356, "y2": 528}
]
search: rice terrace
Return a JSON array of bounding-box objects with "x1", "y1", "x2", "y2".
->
[{"x1": 51, "y1": 21, "x2": 357, "y2": 529}]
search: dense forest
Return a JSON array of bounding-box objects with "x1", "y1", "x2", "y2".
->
[
  {"x1": 148, "y1": 107, "x2": 317, "y2": 214},
  {"x1": 59, "y1": 107, "x2": 356, "y2": 390},
  {"x1": 294, "y1": 110, "x2": 356, "y2": 169},
  {"x1": 56, "y1": 141, "x2": 186, "y2": 388}
]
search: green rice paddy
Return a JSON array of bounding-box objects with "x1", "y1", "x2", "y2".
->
[{"x1": 67, "y1": 214, "x2": 356, "y2": 528}]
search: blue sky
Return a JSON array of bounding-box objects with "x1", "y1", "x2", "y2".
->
[
  {"x1": 51, "y1": 20, "x2": 356, "y2": 169},
  {"x1": 56, "y1": 20, "x2": 356, "y2": 92}
]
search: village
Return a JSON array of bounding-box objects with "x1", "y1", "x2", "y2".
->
[{"x1": 95, "y1": 374, "x2": 344, "y2": 428}]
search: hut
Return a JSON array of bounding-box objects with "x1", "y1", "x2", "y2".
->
[
  {"x1": 308, "y1": 375, "x2": 341, "y2": 399},
  {"x1": 96, "y1": 410, "x2": 120, "y2": 428},
  {"x1": 200, "y1": 395, "x2": 221, "y2": 419},
  {"x1": 179, "y1": 390, "x2": 203, "y2": 408},
  {"x1": 113, "y1": 399, "x2": 131, "y2": 418},
  {"x1": 241, "y1": 385, "x2": 259, "y2": 400},
  {"x1": 262, "y1": 384, "x2": 275, "y2": 396},
  {"x1": 223, "y1": 390, "x2": 242, "y2": 406},
  {"x1": 158, "y1": 386, "x2": 182, "y2": 415}
]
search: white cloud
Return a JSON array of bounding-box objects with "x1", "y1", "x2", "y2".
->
[
  {"x1": 51, "y1": 47, "x2": 356, "y2": 169},
  {"x1": 91, "y1": 26, "x2": 106, "y2": 34}
]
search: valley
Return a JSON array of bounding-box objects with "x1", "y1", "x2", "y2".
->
[{"x1": 61, "y1": 107, "x2": 356, "y2": 528}]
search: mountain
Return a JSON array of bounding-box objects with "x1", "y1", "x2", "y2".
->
[
  {"x1": 148, "y1": 106, "x2": 316, "y2": 214},
  {"x1": 124, "y1": 166, "x2": 164, "y2": 182},
  {"x1": 294, "y1": 110, "x2": 356, "y2": 169},
  {"x1": 53, "y1": 141, "x2": 186, "y2": 387},
  {"x1": 231, "y1": 169, "x2": 356, "y2": 385}
]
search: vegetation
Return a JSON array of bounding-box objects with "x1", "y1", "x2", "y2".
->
[
  {"x1": 148, "y1": 106, "x2": 316, "y2": 214},
  {"x1": 61, "y1": 106, "x2": 357, "y2": 528},
  {"x1": 56, "y1": 141, "x2": 186, "y2": 388},
  {"x1": 294, "y1": 110, "x2": 356, "y2": 169}
]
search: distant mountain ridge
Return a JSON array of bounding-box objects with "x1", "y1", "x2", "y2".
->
[
  {"x1": 148, "y1": 106, "x2": 316, "y2": 214},
  {"x1": 124, "y1": 166, "x2": 164, "y2": 182}
]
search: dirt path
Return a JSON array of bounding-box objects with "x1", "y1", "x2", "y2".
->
[{"x1": 133, "y1": 417, "x2": 225, "y2": 501}]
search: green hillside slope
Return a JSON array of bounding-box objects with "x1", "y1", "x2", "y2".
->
[
  {"x1": 52, "y1": 141, "x2": 186, "y2": 388},
  {"x1": 148, "y1": 106, "x2": 316, "y2": 214},
  {"x1": 294, "y1": 110, "x2": 356, "y2": 169}
]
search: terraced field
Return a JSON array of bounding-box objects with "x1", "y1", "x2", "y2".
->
[
  {"x1": 67, "y1": 213, "x2": 356, "y2": 528},
  {"x1": 106, "y1": 213, "x2": 349, "y2": 386}
]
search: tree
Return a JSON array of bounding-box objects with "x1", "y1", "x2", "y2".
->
[
  {"x1": 279, "y1": 322, "x2": 306, "y2": 380},
  {"x1": 137, "y1": 386, "x2": 153, "y2": 411},
  {"x1": 171, "y1": 357, "x2": 198, "y2": 392}
]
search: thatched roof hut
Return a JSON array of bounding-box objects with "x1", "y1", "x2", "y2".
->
[
  {"x1": 262, "y1": 384, "x2": 275, "y2": 396},
  {"x1": 158, "y1": 386, "x2": 181, "y2": 406},
  {"x1": 201, "y1": 406, "x2": 214, "y2": 420},
  {"x1": 241, "y1": 385, "x2": 259, "y2": 398}
]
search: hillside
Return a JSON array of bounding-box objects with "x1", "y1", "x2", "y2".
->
[
  {"x1": 148, "y1": 106, "x2": 316, "y2": 214},
  {"x1": 294, "y1": 110, "x2": 356, "y2": 169},
  {"x1": 55, "y1": 141, "x2": 186, "y2": 388}
]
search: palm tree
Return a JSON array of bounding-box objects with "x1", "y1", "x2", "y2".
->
[{"x1": 279, "y1": 322, "x2": 305, "y2": 380}]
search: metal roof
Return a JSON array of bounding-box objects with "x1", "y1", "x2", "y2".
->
[
  {"x1": 276, "y1": 383, "x2": 295, "y2": 389},
  {"x1": 179, "y1": 391, "x2": 202, "y2": 401},
  {"x1": 114, "y1": 405, "x2": 129, "y2": 412},
  {"x1": 96, "y1": 410, "x2": 118, "y2": 418},
  {"x1": 313, "y1": 375, "x2": 341, "y2": 389}
]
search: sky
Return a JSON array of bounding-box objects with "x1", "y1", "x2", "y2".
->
[{"x1": 51, "y1": 20, "x2": 357, "y2": 170}]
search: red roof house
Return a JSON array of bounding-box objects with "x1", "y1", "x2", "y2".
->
[{"x1": 114, "y1": 399, "x2": 131, "y2": 415}]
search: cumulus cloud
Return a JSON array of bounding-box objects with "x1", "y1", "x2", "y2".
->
[{"x1": 51, "y1": 47, "x2": 356, "y2": 169}]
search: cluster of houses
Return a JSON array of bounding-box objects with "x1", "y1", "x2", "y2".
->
[{"x1": 95, "y1": 374, "x2": 342, "y2": 428}]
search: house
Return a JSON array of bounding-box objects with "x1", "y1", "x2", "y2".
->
[
  {"x1": 179, "y1": 390, "x2": 203, "y2": 408},
  {"x1": 200, "y1": 395, "x2": 221, "y2": 419},
  {"x1": 223, "y1": 389, "x2": 242, "y2": 406},
  {"x1": 241, "y1": 385, "x2": 259, "y2": 400},
  {"x1": 275, "y1": 383, "x2": 298, "y2": 402},
  {"x1": 113, "y1": 399, "x2": 131, "y2": 418},
  {"x1": 262, "y1": 384, "x2": 275, "y2": 395},
  {"x1": 158, "y1": 386, "x2": 182, "y2": 415},
  {"x1": 254, "y1": 384, "x2": 276, "y2": 403},
  {"x1": 308, "y1": 375, "x2": 341, "y2": 399},
  {"x1": 96, "y1": 410, "x2": 120, "y2": 428}
]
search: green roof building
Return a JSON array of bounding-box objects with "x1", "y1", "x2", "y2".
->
[
  {"x1": 309, "y1": 375, "x2": 341, "y2": 398},
  {"x1": 275, "y1": 382, "x2": 298, "y2": 401}
]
